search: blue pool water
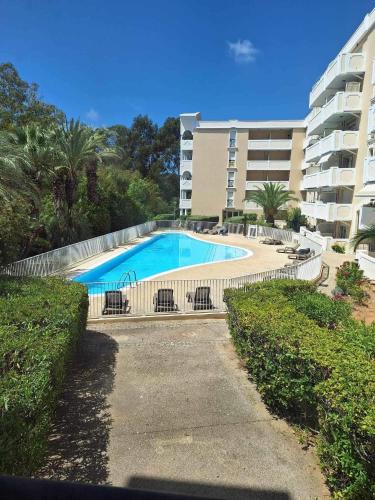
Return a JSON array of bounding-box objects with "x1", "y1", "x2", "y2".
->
[{"x1": 74, "y1": 232, "x2": 248, "y2": 294}]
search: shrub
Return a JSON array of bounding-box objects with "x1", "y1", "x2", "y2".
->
[
  {"x1": 336, "y1": 261, "x2": 368, "y2": 303},
  {"x1": 187, "y1": 215, "x2": 219, "y2": 222},
  {"x1": 290, "y1": 291, "x2": 352, "y2": 329},
  {"x1": 0, "y1": 276, "x2": 88, "y2": 475},
  {"x1": 225, "y1": 280, "x2": 375, "y2": 498},
  {"x1": 153, "y1": 213, "x2": 175, "y2": 220},
  {"x1": 331, "y1": 243, "x2": 345, "y2": 254},
  {"x1": 224, "y1": 216, "x2": 245, "y2": 223}
]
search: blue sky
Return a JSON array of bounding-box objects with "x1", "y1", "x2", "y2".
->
[{"x1": 1, "y1": 0, "x2": 374, "y2": 126}]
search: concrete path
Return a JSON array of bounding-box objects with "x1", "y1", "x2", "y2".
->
[{"x1": 38, "y1": 319, "x2": 329, "y2": 499}]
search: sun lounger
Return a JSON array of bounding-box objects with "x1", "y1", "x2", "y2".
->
[
  {"x1": 153, "y1": 288, "x2": 178, "y2": 312},
  {"x1": 186, "y1": 286, "x2": 214, "y2": 310},
  {"x1": 276, "y1": 242, "x2": 300, "y2": 253},
  {"x1": 102, "y1": 290, "x2": 130, "y2": 315},
  {"x1": 208, "y1": 225, "x2": 221, "y2": 235},
  {"x1": 288, "y1": 248, "x2": 312, "y2": 260},
  {"x1": 194, "y1": 224, "x2": 203, "y2": 233},
  {"x1": 260, "y1": 238, "x2": 283, "y2": 245},
  {"x1": 219, "y1": 227, "x2": 228, "y2": 236}
]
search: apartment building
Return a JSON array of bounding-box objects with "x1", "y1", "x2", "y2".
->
[
  {"x1": 180, "y1": 8, "x2": 375, "y2": 241},
  {"x1": 179, "y1": 115, "x2": 304, "y2": 222},
  {"x1": 301, "y1": 8, "x2": 375, "y2": 240}
]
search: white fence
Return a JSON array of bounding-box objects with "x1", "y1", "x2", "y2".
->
[
  {"x1": 4, "y1": 221, "x2": 156, "y2": 277},
  {"x1": 357, "y1": 251, "x2": 375, "y2": 280}
]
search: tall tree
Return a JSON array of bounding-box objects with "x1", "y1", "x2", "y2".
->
[
  {"x1": 245, "y1": 183, "x2": 298, "y2": 225},
  {"x1": 0, "y1": 63, "x2": 64, "y2": 129},
  {"x1": 352, "y1": 224, "x2": 375, "y2": 250}
]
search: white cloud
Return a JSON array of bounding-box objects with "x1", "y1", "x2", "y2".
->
[
  {"x1": 227, "y1": 39, "x2": 258, "y2": 63},
  {"x1": 86, "y1": 108, "x2": 99, "y2": 122}
]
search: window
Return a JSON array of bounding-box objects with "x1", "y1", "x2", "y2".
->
[
  {"x1": 227, "y1": 171, "x2": 235, "y2": 188},
  {"x1": 182, "y1": 150, "x2": 193, "y2": 161},
  {"x1": 226, "y1": 190, "x2": 234, "y2": 208},
  {"x1": 229, "y1": 129, "x2": 237, "y2": 147},
  {"x1": 228, "y1": 150, "x2": 236, "y2": 167}
]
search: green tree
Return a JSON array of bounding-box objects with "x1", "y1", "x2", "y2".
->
[
  {"x1": 351, "y1": 224, "x2": 375, "y2": 250},
  {"x1": 245, "y1": 183, "x2": 298, "y2": 226},
  {"x1": 286, "y1": 207, "x2": 307, "y2": 232},
  {"x1": 0, "y1": 63, "x2": 64, "y2": 129}
]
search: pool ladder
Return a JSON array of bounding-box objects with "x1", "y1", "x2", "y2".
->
[{"x1": 119, "y1": 270, "x2": 138, "y2": 288}]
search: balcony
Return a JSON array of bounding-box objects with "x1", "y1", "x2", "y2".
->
[
  {"x1": 364, "y1": 157, "x2": 375, "y2": 184},
  {"x1": 307, "y1": 92, "x2": 362, "y2": 136},
  {"x1": 368, "y1": 105, "x2": 375, "y2": 135},
  {"x1": 179, "y1": 199, "x2": 192, "y2": 209},
  {"x1": 248, "y1": 139, "x2": 292, "y2": 150},
  {"x1": 180, "y1": 139, "x2": 193, "y2": 149},
  {"x1": 300, "y1": 201, "x2": 352, "y2": 222},
  {"x1": 246, "y1": 160, "x2": 291, "y2": 170},
  {"x1": 301, "y1": 167, "x2": 356, "y2": 190},
  {"x1": 180, "y1": 179, "x2": 192, "y2": 190},
  {"x1": 305, "y1": 130, "x2": 359, "y2": 163},
  {"x1": 244, "y1": 200, "x2": 261, "y2": 210},
  {"x1": 180, "y1": 160, "x2": 192, "y2": 173},
  {"x1": 246, "y1": 181, "x2": 289, "y2": 191},
  {"x1": 309, "y1": 53, "x2": 365, "y2": 107}
]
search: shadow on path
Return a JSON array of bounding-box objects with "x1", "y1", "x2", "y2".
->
[{"x1": 36, "y1": 330, "x2": 118, "y2": 484}]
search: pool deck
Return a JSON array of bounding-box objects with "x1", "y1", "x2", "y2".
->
[{"x1": 65, "y1": 230, "x2": 293, "y2": 282}]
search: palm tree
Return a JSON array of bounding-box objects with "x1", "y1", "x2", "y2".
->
[
  {"x1": 56, "y1": 119, "x2": 118, "y2": 206},
  {"x1": 352, "y1": 224, "x2": 375, "y2": 250},
  {"x1": 244, "y1": 183, "x2": 298, "y2": 226}
]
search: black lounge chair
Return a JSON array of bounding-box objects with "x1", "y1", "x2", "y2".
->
[
  {"x1": 153, "y1": 288, "x2": 178, "y2": 312},
  {"x1": 288, "y1": 248, "x2": 312, "y2": 260},
  {"x1": 219, "y1": 226, "x2": 228, "y2": 236},
  {"x1": 102, "y1": 290, "x2": 130, "y2": 315},
  {"x1": 186, "y1": 286, "x2": 214, "y2": 310}
]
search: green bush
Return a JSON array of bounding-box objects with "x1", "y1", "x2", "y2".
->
[
  {"x1": 187, "y1": 215, "x2": 219, "y2": 222},
  {"x1": 336, "y1": 261, "x2": 368, "y2": 303},
  {"x1": 225, "y1": 280, "x2": 375, "y2": 498},
  {"x1": 331, "y1": 243, "x2": 345, "y2": 254},
  {"x1": 290, "y1": 291, "x2": 352, "y2": 329},
  {"x1": 153, "y1": 213, "x2": 175, "y2": 220},
  {"x1": 225, "y1": 214, "x2": 258, "y2": 223},
  {"x1": 0, "y1": 276, "x2": 88, "y2": 475}
]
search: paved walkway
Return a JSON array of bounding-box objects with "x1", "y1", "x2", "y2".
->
[{"x1": 38, "y1": 319, "x2": 329, "y2": 499}]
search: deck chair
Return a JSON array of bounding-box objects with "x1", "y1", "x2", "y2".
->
[
  {"x1": 102, "y1": 290, "x2": 130, "y2": 315},
  {"x1": 288, "y1": 248, "x2": 311, "y2": 260},
  {"x1": 219, "y1": 226, "x2": 228, "y2": 236},
  {"x1": 276, "y1": 242, "x2": 300, "y2": 253},
  {"x1": 186, "y1": 286, "x2": 214, "y2": 310},
  {"x1": 153, "y1": 288, "x2": 178, "y2": 312}
]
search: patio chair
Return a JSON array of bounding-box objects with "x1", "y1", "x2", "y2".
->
[
  {"x1": 219, "y1": 226, "x2": 228, "y2": 236},
  {"x1": 186, "y1": 286, "x2": 214, "y2": 310},
  {"x1": 276, "y1": 242, "x2": 300, "y2": 253},
  {"x1": 195, "y1": 224, "x2": 203, "y2": 233},
  {"x1": 208, "y1": 225, "x2": 221, "y2": 235},
  {"x1": 288, "y1": 248, "x2": 311, "y2": 260},
  {"x1": 153, "y1": 288, "x2": 178, "y2": 312},
  {"x1": 102, "y1": 290, "x2": 130, "y2": 315}
]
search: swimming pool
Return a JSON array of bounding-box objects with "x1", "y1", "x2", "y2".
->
[{"x1": 74, "y1": 232, "x2": 249, "y2": 294}]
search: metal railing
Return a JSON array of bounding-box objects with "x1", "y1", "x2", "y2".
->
[{"x1": 3, "y1": 221, "x2": 156, "y2": 277}]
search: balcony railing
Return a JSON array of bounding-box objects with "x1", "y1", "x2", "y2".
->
[
  {"x1": 227, "y1": 179, "x2": 235, "y2": 188},
  {"x1": 364, "y1": 157, "x2": 375, "y2": 184},
  {"x1": 229, "y1": 139, "x2": 236, "y2": 147},
  {"x1": 246, "y1": 181, "x2": 289, "y2": 191},
  {"x1": 368, "y1": 105, "x2": 375, "y2": 135},
  {"x1": 179, "y1": 199, "x2": 192, "y2": 209},
  {"x1": 248, "y1": 139, "x2": 292, "y2": 150},
  {"x1": 226, "y1": 199, "x2": 234, "y2": 208},
  {"x1": 180, "y1": 139, "x2": 193, "y2": 149},
  {"x1": 180, "y1": 179, "x2": 192, "y2": 189},
  {"x1": 228, "y1": 160, "x2": 236, "y2": 168},
  {"x1": 309, "y1": 53, "x2": 365, "y2": 107},
  {"x1": 301, "y1": 167, "x2": 356, "y2": 190},
  {"x1": 300, "y1": 201, "x2": 352, "y2": 222},
  {"x1": 180, "y1": 160, "x2": 192, "y2": 173},
  {"x1": 246, "y1": 160, "x2": 291, "y2": 170},
  {"x1": 307, "y1": 92, "x2": 362, "y2": 136},
  {"x1": 305, "y1": 130, "x2": 359, "y2": 163}
]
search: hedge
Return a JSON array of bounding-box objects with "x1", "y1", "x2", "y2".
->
[
  {"x1": 0, "y1": 276, "x2": 88, "y2": 475},
  {"x1": 224, "y1": 280, "x2": 375, "y2": 498},
  {"x1": 153, "y1": 213, "x2": 175, "y2": 220},
  {"x1": 187, "y1": 215, "x2": 219, "y2": 222}
]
